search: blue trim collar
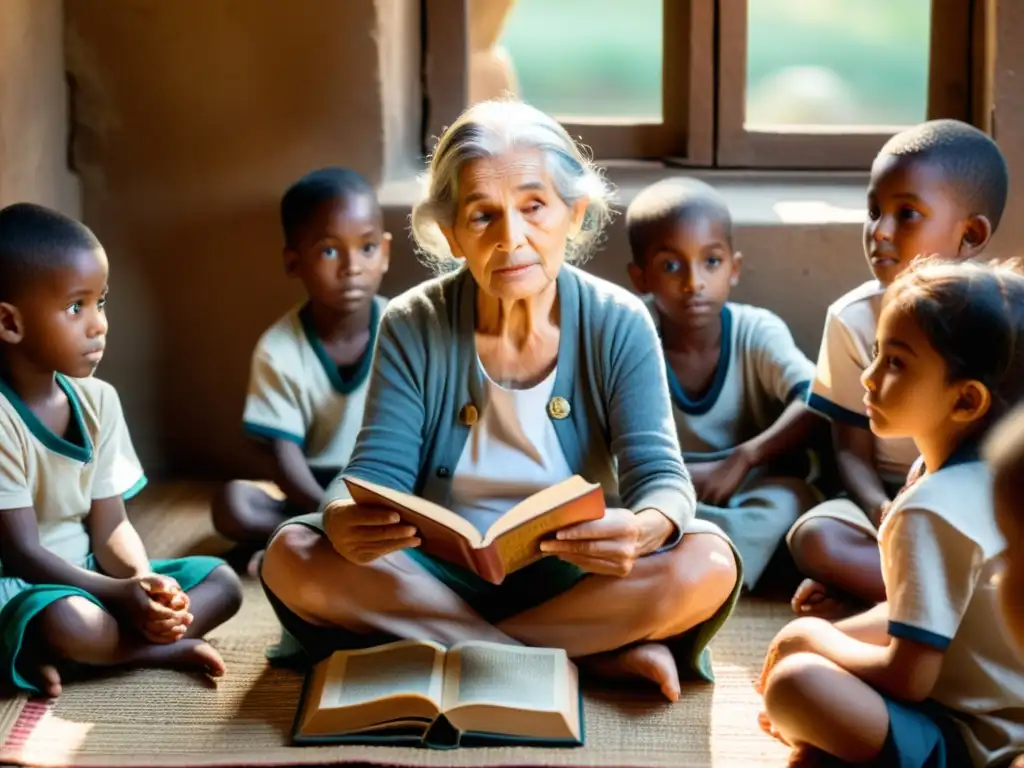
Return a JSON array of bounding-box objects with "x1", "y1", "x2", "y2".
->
[{"x1": 664, "y1": 305, "x2": 733, "y2": 416}]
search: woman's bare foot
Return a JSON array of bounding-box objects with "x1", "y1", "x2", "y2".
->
[
  {"x1": 34, "y1": 663, "x2": 62, "y2": 698},
  {"x1": 582, "y1": 642, "x2": 681, "y2": 702},
  {"x1": 790, "y1": 579, "x2": 861, "y2": 620}
]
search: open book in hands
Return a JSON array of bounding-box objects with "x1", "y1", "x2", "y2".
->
[
  {"x1": 342, "y1": 474, "x2": 605, "y2": 584},
  {"x1": 292, "y1": 639, "x2": 583, "y2": 748}
]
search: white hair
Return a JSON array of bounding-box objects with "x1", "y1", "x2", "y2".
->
[{"x1": 410, "y1": 100, "x2": 615, "y2": 270}]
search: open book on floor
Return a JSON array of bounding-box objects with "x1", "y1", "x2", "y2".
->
[
  {"x1": 343, "y1": 474, "x2": 605, "y2": 584},
  {"x1": 292, "y1": 639, "x2": 584, "y2": 749}
]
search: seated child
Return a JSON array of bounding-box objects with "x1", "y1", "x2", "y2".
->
[
  {"x1": 758, "y1": 258, "x2": 1024, "y2": 768},
  {"x1": 212, "y1": 168, "x2": 390, "y2": 569},
  {"x1": 788, "y1": 119, "x2": 1009, "y2": 616},
  {"x1": 986, "y1": 404, "x2": 1024, "y2": 650},
  {"x1": 0, "y1": 203, "x2": 242, "y2": 698},
  {"x1": 626, "y1": 178, "x2": 822, "y2": 589}
]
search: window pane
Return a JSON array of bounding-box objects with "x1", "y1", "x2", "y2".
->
[
  {"x1": 474, "y1": 0, "x2": 662, "y2": 121},
  {"x1": 746, "y1": 0, "x2": 931, "y2": 129}
]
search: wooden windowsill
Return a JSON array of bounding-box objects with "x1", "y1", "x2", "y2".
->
[{"x1": 379, "y1": 162, "x2": 868, "y2": 227}]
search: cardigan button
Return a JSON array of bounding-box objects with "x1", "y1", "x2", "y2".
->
[
  {"x1": 458, "y1": 403, "x2": 479, "y2": 426},
  {"x1": 547, "y1": 396, "x2": 571, "y2": 420},
  {"x1": 436, "y1": 467, "x2": 451, "y2": 478}
]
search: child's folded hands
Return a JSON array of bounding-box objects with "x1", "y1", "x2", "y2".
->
[{"x1": 135, "y1": 574, "x2": 192, "y2": 643}]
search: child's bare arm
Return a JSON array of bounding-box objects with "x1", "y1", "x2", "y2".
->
[
  {"x1": 760, "y1": 616, "x2": 943, "y2": 702},
  {"x1": 834, "y1": 423, "x2": 891, "y2": 525},
  {"x1": 86, "y1": 496, "x2": 151, "y2": 578},
  {"x1": 741, "y1": 400, "x2": 822, "y2": 469},
  {"x1": 834, "y1": 602, "x2": 890, "y2": 645},
  {"x1": 0, "y1": 505, "x2": 141, "y2": 608},
  {"x1": 698, "y1": 401, "x2": 821, "y2": 505},
  {"x1": 271, "y1": 439, "x2": 324, "y2": 512}
]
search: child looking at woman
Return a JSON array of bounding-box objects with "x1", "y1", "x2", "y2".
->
[{"x1": 758, "y1": 258, "x2": 1024, "y2": 767}]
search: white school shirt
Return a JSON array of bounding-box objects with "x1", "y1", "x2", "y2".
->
[
  {"x1": 242, "y1": 296, "x2": 387, "y2": 479},
  {"x1": 650, "y1": 301, "x2": 814, "y2": 454},
  {"x1": 0, "y1": 375, "x2": 147, "y2": 573},
  {"x1": 450, "y1": 362, "x2": 575, "y2": 535},
  {"x1": 806, "y1": 280, "x2": 919, "y2": 482},
  {"x1": 879, "y1": 451, "x2": 1024, "y2": 767}
]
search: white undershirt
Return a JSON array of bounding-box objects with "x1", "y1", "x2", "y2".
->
[{"x1": 450, "y1": 361, "x2": 573, "y2": 535}]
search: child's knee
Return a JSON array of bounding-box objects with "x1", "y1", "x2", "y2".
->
[
  {"x1": 211, "y1": 481, "x2": 255, "y2": 539},
  {"x1": 788, "y1": 518, "x2": 836, "y2": 571},
  {"x1": 37, "y1": 596, "x2": 118, "y2": 660},
  {"x1": 198, "y1": 564, "x2": 244, "y2": 617},
  {"x1": 763, "y1": 651, "x2": 826, "y2": 718}
]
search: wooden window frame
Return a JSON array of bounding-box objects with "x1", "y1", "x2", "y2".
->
[
  {"x1": 715, "y1": 0, "x2": 979, "y2": 169},
  {"x1": 423, "y1": 0, "x2": 990, "y2": 169},
  {"x1": 422, "y1": 0, "x2": 715, "y2": 163}
]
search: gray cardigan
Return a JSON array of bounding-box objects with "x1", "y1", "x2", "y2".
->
[{"x1": 314, "y1": 263, "x2": 696, "y2": 539}]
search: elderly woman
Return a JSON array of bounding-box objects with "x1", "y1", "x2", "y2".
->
[{"x1": 260, "y1": 100, "x2": 741, "y2": 700}]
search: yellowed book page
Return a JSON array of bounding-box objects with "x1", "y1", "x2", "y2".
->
[
  {"x1": 298, "y1": 640, "x2": 445, "y2": 737},
  {"x1": 481, "y1": 475, "x2": 599, "y2": 545},
  {"x1": 440, "y1": 642, "x2": 579, "y2": 741},
  {"x1": 344, "y1": 476, "x2": 483, "y2": 545}
]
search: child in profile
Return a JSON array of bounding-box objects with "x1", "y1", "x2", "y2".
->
[
  {"x1": 788, "y1": 120, "x2": 1009, "y2": 616},
  {"x1": 759, "y1": 258, "x2": 1024, "y2": 768},
  {"x1": 0, "y1": 203, "x2": 242, "y2": 698}
]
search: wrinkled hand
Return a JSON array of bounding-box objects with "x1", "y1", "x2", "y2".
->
[
  {"x1": 323, "y1": 500, "x2": 420, "y2": 565},
  {"x1": 756, "y1": 617, "x2": 824, "y2": 695},
  {"x1": 540, "y1": 508, "x2": 640, "y2": 577},
  {"x1": 697, "y1": 449, "x2": 754, "y2": 506}
]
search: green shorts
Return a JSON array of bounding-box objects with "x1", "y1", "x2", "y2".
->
[
  {"x1": 405, "y1": 549, "x2": 588, "y2": 624},
  {"x1": 0, "y1": 555, "x2": 226, "y2": 694}
]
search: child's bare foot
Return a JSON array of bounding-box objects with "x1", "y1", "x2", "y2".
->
[
  {"x1": 582, "y1": 642, "x2": 681, "y2": 702},
  {"x1": 34, "y1": 663, "x2": 62, "y2": 698},
  {"x1": 791, "y1": 579, "x2": 861, "y2": 620},
  {"x1": 758, "y1": 710, "x2": 786, "y2": 743},
  {"x1": 246, "y1": 549, "x2": 265, "y2": 578},
  {"x1": 153, "y1": 639, "x2": 226, "y2": 678}
]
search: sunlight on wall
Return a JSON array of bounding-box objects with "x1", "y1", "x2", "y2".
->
[{"x1": 773, "y1": 200, "x2": 867, "y2": 224}]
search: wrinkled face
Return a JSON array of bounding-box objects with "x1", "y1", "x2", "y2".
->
[
  {"x1": 864, "y1": 155, "x2": 975, "y2": 286},
  {"x1": 284, "y1": 194, "x2": 390, "y2": 316},
  {"x1": 628, "y1": 214, "x2": 739, "y2": 333},
  {"x1": 0, "y1": 247, "x2": 110, "y2": 377},
  {"x1": 443, "y1": 149, "x2": 587, "y2": 301}
]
